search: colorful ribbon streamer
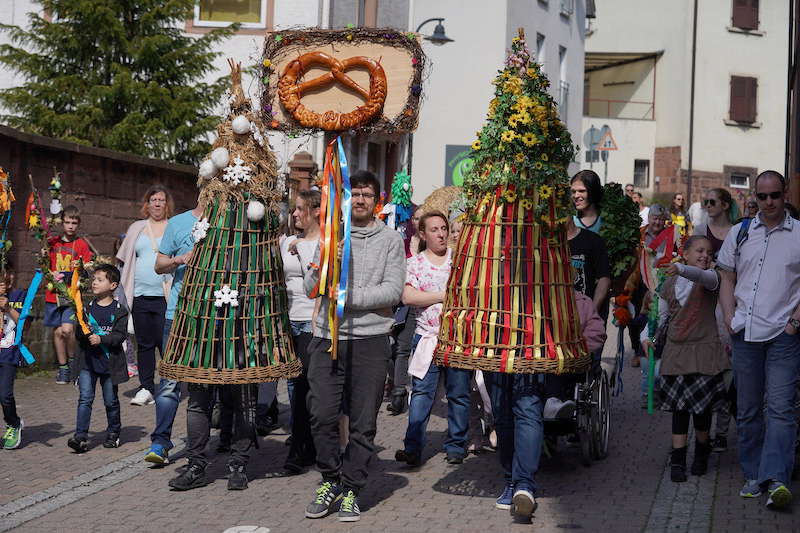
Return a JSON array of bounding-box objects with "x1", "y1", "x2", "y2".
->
[
  {"x1": 335, "y1": 137, "x2": 352, "y2": 326},
  {"x1": 12, "y1": 270, "x2": 43, "y2": 364},
  {"x1": 68, "y1": 266, "x2": 90, "y2": 336},
  {"x1": 87, "y1": 310, "x2": 110, "y2": 358}
]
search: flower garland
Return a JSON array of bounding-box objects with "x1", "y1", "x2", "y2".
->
[
  {"x1": 463, "y1": 34, "x2": 577, "y2": 227},
  {"x1": 599, "y1": 183, "x2": 642, "y2": 279}
]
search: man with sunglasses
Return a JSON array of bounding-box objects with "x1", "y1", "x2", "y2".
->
[{"x1": 718, "y1": 170, "x2": 800, "y2": 509}]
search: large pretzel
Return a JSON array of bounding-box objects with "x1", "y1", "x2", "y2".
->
[{"x1": 277, "y1": 51, "x2": 387, "y2": 131}]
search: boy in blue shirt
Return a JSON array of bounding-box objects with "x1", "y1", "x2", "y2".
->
[
  {"x1": 0, "y1": 264, "x2": 27, "y2": 449},
  {"x1": 67, "y1": 264, "x2": 129, "y2": 452}
]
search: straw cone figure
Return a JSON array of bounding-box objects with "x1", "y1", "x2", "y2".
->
[
  {"x1": 434, "y1": 31, "x2": 589, "y2": 375},
  {"x1": 159, "y1": 60, "x2": 299, "y2": 384}
]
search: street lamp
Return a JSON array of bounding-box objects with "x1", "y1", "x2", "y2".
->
[{"x1": 415, "y1": 18, "x2": 454, "y2": 45}]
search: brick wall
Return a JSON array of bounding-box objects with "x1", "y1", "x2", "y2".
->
[
  {"x1": 653, "y1": 146, "x2": 681, "y2": 193},
  {"x1": 0, "y1": 126, "x2": 197, "y2": 366}
]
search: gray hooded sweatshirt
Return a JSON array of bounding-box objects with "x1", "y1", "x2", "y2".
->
[{"x1": 303, "y1": 219, "x2": 406, "y2": 340}]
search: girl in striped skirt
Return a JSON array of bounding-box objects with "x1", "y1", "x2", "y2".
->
[{"x1": 641, "y1": 235, "x2": 730, "y2": 482}]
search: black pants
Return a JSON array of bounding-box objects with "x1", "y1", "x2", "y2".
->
[
  {"x1": 287, "y1": 331, "x2": 316, "y2": 467},
  {"x1": 132, "y1": 296, "x2": 166, "y2": 394},
  {"x1": 628, "y1": 284, "x2": 647, "y2": 357},
  {"x1": 0, "y1": 363, "x2": 20, "y2": 428},
  {"x1": 392, "y1": 307, "x2": 417, "y2": 388},
  {"x1": 186, "y1": 383, "x2": 257, "y2": 468},
  {"x1": 307, "y1": 335, "x2": 390, "y2": 491}
]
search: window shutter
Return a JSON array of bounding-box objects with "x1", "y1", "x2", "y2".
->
[
  {"x1": 730, "y1": 76, "x2": 757, "y2": 123},
  {"x1": 732, "y1": 0, "x2": 759, "y2": 31}
]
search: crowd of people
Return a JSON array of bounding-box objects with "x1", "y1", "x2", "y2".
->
[{"x1": 0, "y1": 168, "x2": 798, "y2": 523}]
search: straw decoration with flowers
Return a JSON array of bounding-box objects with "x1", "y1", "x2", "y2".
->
[{"x1": 434, "y1": 29, "x2": 589, "y2": 375}]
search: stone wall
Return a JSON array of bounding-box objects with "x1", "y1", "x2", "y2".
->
[{"x1": 0, "y1": 126, "x2": 197, "y2": 366}]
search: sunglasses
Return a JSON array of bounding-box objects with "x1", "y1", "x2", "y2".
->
[
  {"x1": 703, "y1": 199, "x2": 716, "y2": 207},
  {"x1": 755, "y1": 191, "x2": 783, "y2": 201}
]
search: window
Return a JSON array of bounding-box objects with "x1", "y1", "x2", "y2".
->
[
  {"x1": 725, "y1": 165, "x2": 756, "y2": 189},
  {"x1": 558, "y1": 81, "x2": 569, "y2": 121},
  {"x1": 195, "y1": 0, "x2": 268, "y2": 28},
  {"x1": 732, "y1": 0, "x2": 759, "y2": 31},
  {"x1": 729, "y1": 76, "x2": 758, "y2": 123},
  {"x1": 634, "y1": 160, "x2": 650, "y2": 188},
  {"x1": 330, "y1": 0, "x2": 365, "y2": 28},
  {"x1": 558, "y1": 46, "x2": 567, "y2": 82},
  {"x1": 561, "y1": 0, "x2": 575, "y2": 16},
  {"x1": 536, "y1": 33, "x2": 546, "y2": 65},
  {"x1": 730, "y1": 173, "x2": 750, "y2": 188}
]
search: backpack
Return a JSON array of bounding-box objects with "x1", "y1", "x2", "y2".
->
[{"x1": 734, "y1": 217, "x2": 752, "y2": 257}]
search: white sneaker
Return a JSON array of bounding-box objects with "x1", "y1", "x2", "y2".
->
[
  {"x1": 543, "y1": 398, "x2": 575, "y2": 419},
  {"x1": 511, "y1": 489, "x2": 537, "y2": 518},
  {"x1": 130, "y1": 388, "x2": 155, "y2": 406}
]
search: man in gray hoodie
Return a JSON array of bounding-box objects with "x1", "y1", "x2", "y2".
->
[{"x1": 302, "y1": 170, "x2": 406, "y2": 522}]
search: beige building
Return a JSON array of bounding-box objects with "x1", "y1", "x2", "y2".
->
[{"x1": 580, "y1": 0, "x2": 789, "y2": 205}]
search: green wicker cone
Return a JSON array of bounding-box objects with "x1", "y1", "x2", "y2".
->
[{"x1": 159, "y1": 60, "x2": 300, "y2": 384}]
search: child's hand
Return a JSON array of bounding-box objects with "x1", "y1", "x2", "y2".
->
[
  {"x1": 70, "y1": 259, "x2": 81, "y2": 270},
  {"x1": 88, "y1": 334, "x2": 101, "y2": 346},
  {"x1": 641, "y1": 339, "x2": 653, "y2": 353},
  {"x1": 0, "y1": 296, "x2": 8, "y2": 311},
  {"x1": 288, "y1": 239, "x2": 299, "y2": 255},
  {"x1": 660, "y1": 263, "x2": 680, "y2": 277},
  {"x1": 175, "y1": 250, "x2": 193, "y2": 265}
]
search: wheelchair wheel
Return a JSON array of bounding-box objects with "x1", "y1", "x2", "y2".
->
[
  {"x1": 591, "y1": 370, "x2": 611, "y2": 460},
  {"x1": 576, "y1": 381, "x2": 594, "y2": 467}
]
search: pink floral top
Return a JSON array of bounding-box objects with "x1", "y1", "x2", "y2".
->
[{"x1": 406, "y1": 249, "x2": 452, "y2": 336}]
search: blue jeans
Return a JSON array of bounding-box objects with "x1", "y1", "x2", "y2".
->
[
  {"x1": 732, "y1": 330, "x2": 800, "y2": 484},
  {"x1": 76, "y1": 369, "x2": 120, "y2": 438},
  {"x1": 150, "y1": 318, "x2": 181, "y2": 449},
  {"x1": 403, "y1": 334, "x2": 472, "y2": 457},
  {"x1": 485, "y1": 372, "x2": 545, "y2": 493}
]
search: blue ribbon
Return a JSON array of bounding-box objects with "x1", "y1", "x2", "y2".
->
[
  {"x1": 0, "y1": 210, "x2": 11, "y2": 244},
  {"x1": 336, "y1": 137, "x2": 352, "y2": 321},
  {"x1": 13, "y1": 270, "x2": 43, "y2": 364},
  {"x1": 87, "y1": 309, "x2": 111, "y2": 358}
]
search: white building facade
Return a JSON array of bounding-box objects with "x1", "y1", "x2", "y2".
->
[{"x1": 580, "y1": 0, "x2": 789, "y2": 204}]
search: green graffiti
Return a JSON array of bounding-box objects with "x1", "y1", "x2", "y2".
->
[{"x1": 451, "y1": 157, "x2": 474, "y2": 186}]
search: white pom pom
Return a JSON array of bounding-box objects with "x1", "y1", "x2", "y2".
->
[
  {"x1": 50, "y1": 199, "x2": 62, "y2": 215},
  {"x1": 402, "y1": 182, "x2": 410, "y2": 191},
  {"x1": 247, "y1": 200, "x2": 266, "y2": 222},
  {"x1": 232, "y1": 115, "x2": 251, "y2": 134},
  {"x1": 198, "y1": 159, "x2": 216, "y2": 180},
  {"x1": 210, "y1": 147, "x2": 229, "y2": 169}
]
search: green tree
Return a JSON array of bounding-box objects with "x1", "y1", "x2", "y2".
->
[{"x1": 0, "y1": 0, "x2": 238, "y2": 165}]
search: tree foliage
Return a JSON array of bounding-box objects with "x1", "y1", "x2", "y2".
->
[{"x1": 0, "y1": 0, "x2": 239, "y2": 164}]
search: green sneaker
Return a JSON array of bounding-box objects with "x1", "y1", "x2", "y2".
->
[
  {"x1": 338, "y1": 489, "x2": 361, "y2": 522},
  {"x1": 305, "y1": 480, "x2": 342, "y2": 518},
  {"x1": 766, "y1": 482, "x2": 792, "y2": 509},
  {"x1": 2, "y1": 419, "x2": 23, "y2": 450}
]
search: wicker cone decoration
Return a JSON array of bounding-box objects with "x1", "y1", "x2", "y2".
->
[
  {"x1": 159, "y1": 60, "x2": 300, "y2": 384},
  {"x1": 434, "y1": 31, "x2": 589, "y2": 374}
]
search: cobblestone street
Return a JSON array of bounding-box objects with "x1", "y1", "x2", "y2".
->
[{"x1": 1, "y1": 327, "x2": 798, "y2": 533}]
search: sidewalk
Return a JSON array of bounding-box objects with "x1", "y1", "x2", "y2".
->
[{"x1": 1, "y1": 326, "x2": 797, "y2": 532}]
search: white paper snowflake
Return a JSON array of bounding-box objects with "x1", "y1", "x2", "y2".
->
[
  {"x1": 214, "y1": 285, "x2": 239, "y2": 308},
  {"x1": 192, "y1": 217, "x2": 210, "y2": 243},
  {"x1": 222, "y1": 156, "x2": 252, "y2": 185},
  {"x1": 250, "y1": 122, "x2": 265, "y2": 147}
]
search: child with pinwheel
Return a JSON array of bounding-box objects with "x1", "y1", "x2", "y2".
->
[{"x1": 641, "y1": 235, "x2": 730, "y2": 483}]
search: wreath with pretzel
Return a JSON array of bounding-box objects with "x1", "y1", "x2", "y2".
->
[{"x1": 277, "y1": 51, "x2": 387, "y2": 131}]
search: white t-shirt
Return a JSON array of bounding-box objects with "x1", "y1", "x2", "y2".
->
[
  {"x1": 639, "y1": 206, "x2": 650, "y2": 227},
  {"x1": 405, "y1": 249, "x2": 452, "y2": 336},
  {"x1": 280, "y1": 235, "x2": 317, "y2": 322}
]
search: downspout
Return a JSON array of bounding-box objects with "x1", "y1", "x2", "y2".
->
[
  {"x1": 785, "y1": 0, "x2": 795, "y2": 181},
  {"x1": 687, "y1": 0, "x2": 698, "y2": 201}
]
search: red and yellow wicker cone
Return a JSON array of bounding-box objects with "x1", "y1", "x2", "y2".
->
[
  {"x1": 158, "y1": 60, "x2": 300, "y2": 384},
  {"x1": 433, "y1": 30, "x2": 590, "y2": 375}
]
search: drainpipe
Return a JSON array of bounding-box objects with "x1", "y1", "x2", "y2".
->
[
  {"x1": 687, "y1": 0, "x2": 698, "y2": 201},
  {"x1": 785, "y1": 0, "x2": 795, "y2": 181}
]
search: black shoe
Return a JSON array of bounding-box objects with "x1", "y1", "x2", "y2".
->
[
  {"x1": 168, "y1": 463, "x2": 210, "y2": 491},
  {"x1": 387, "y1": 387, "x2": 408, "y2": 415},
  {"x1": 691, "y1": 440, "x2": 711, "y2": 476},
  {"x1": 67, "y1": 436, "x2": 88, "y2": 454},
  {"x1": 446, "y1": 453, "x2": 464, "y2": 465},
  {"x1": 227, "y1": 462, "x2": 248, "y2": 490},
  {"x1": 711, "y1": 435, "x2": 727, "y2": 453},
  {"x1": 103, "y1": 432, "x2": 120, "y2": 448},
  {"x1": 395, "y1": 449, "x2": 422, "y2": 467},
  {"x1": 256, "y1": 415, "x2": 279, "y2": 436},
  {"x1": 670, "y1": 447, "x2": 687, "y2": 482}
]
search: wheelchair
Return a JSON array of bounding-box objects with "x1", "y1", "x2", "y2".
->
[{"x1": 542, "y1": 360, "x2": 612, "y2": 467}]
